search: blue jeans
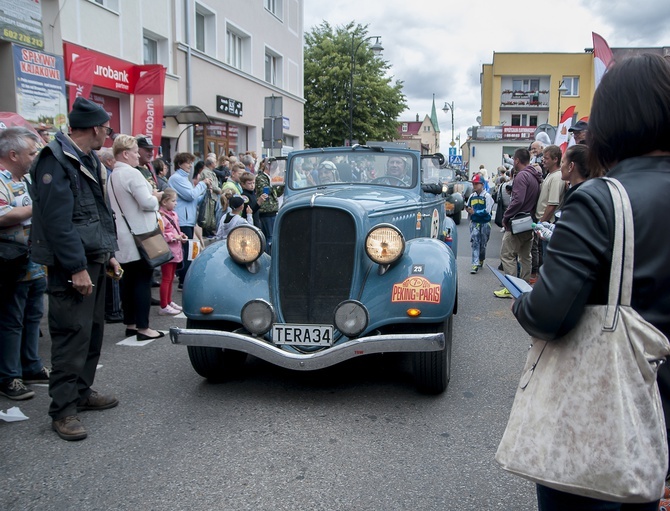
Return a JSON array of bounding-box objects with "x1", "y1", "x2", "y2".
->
[
  {"x1": 469, "y1": 221, "x2": 491, "y2": 266},
  {"x1": 260, "y1": 214, "x2": 276, "y2": 255},
  {"x1": 536, "y1": 485, "x2": 659, "y2": 511},
  {"x1": 0, "y1": 277, "x2": 47, "y2": 383}
]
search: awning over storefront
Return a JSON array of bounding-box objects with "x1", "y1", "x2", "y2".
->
[{"x1": 164, "y1": 105, "x2": 210, "y2": 124}]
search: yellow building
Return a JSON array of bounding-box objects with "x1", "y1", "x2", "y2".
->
[{"x1": 481, "y1": 52, "x2": 594, "y2": 128}]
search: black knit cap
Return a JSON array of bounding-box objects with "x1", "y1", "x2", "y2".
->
[{"x1": 68, "y1": 97, "x2": 110, "y2": 128}]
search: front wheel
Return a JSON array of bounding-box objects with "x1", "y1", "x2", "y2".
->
[
  {"x1": 186, "y1": 320, "x2": 247, "y2": 382},
  {"x1": 453, "y1": 212, "x2": 461, "y2": 225},
  {"x1": 413, "y1": 315, "x2": 453, "y2": 394}
]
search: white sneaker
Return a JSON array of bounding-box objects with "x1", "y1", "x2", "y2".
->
[
  {"x1": 169, "y1": 302, "x2": 183, "y2": 311},
  {"x1": 158, "y1": 305, "x2": 180, "y2": 316}
]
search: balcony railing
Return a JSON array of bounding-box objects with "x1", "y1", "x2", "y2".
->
[{"x1": 500, "y1": 90, "x2": 549, "y2": 109}]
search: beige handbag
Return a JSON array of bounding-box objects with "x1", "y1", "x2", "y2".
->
[{"x1": 495, "y1": 177, "x2": 670, "y2": 503}]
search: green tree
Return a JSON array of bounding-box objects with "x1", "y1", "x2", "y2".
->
[{"x1": 304, "y1": 22, "x2": 407, "y2": 148}]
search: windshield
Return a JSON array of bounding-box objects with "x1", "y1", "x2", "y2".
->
[{"x1": 289, "y1": 152, "x2": 417, "y2": 190}]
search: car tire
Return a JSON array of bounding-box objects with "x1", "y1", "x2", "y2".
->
[
  {"x1": 453, "y1": 212, "x2": 461, "y2": 225},
  {"x1": 413, "y1": 314, "x2": 453, "y2": 394},
  {"x1": 186, "y1": 320, "x2": 247, "y2": 382}
]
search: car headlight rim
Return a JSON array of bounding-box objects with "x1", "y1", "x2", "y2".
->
[
  {"x1": 227, "y1": 225, "x2": 265, "y2": 264},
  {"x1": 241, "y1": 299, "x2": 275, "y2": 335},
  {"x1": 333, "y1": 300, "x2": 369, "y2": 338},
  {"x1": 365, "y1": 224, "x2": 405, "y2": 265}
]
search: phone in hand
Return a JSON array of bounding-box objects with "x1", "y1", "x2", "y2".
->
[{"x1": 263, "y1": 186, "x2": 270, "y2": 195}]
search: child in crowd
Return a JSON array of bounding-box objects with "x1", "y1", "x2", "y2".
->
[
  {"x1": 159, "y1": 188, "x2": 188, "y2": 315},
  {"x1": 466, "y1": 174, "x2": 494, "y2": 274},
  {"x1": 216, "y1": 195, "x2": 253, "y2": 240}
]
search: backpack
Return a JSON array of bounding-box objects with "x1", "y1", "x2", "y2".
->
[{"x1": 197, "y1": 189, "x2": 218, "y2": 237}]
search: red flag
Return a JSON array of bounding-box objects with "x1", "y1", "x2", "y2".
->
[
  {"x1": 592, "y1": 32, "x2": 614, "y2": 90},
  {"x1": 67, "y1": 54, "x2": 97, "y2": 108},
  {"x1": 553, "y1": 105, "x2": 576, "y2": 154},
  {"x1": 132, "y1": 65, "x2": 166, "y2": 156}
]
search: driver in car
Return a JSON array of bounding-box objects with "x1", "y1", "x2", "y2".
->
[
  {"x1": 317, "y1": 161, "x2": 339, "y2": 184},
  {"x1": 385, "y1": 156, "x2": 411, "y2": 185}
]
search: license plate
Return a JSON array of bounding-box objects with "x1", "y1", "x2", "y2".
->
[{"x1": 272, "y1": 324, "x2": 333, "y2": 346}]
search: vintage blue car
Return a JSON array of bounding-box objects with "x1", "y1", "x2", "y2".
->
[{"x1": 170, "y1": 146, "x2": 459, "y2": 393}]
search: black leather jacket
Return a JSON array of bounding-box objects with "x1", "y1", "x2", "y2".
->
[
  {"x1": 513, "y1": 155, "x2": 670, "y2": 419},
  {"x1": 29, "y1": 132, "x2": 118, "y2": 273}
]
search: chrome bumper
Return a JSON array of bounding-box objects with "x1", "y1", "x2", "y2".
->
[{"x1": 170, "y1": 327, "x2": 444, "y2": 371}]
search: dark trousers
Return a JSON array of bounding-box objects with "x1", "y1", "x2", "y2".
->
[
  {"x1": 47, "y1": 262, "x2": 106, "y2": 420},
  {"x1": 120, "y1": 258, "x2": 153, "y2": 329},
  {"x1": 536, "y1": 485, "x2": 659, "y2": 511},
  {"x1": 177, "y1": 225, "x2": 194, "y2": 285}
]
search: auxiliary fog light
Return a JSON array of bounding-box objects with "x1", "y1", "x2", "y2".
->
[
  {"x1": 333, "y1": 300, "x2": 369, "y2": 338},
  {"x1": 227, "y1": 225, "x2": 266, "y2": 264},
  {"x1": 241, "y1": 299, "x2": 275, "y2": 335},
  {"x1": 365, "y1": 224, "x2": 405, "y2": 265}
]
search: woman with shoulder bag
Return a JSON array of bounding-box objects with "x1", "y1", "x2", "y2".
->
[
  {"x1": 503, "y1": 54, "x2": 670, "y2": 510},
  {"x1": 108, "y1": 135, "x2": 165, "y2": 341}
]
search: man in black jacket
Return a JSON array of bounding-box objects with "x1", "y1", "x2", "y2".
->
[{"x1": 30, "y1": 97, "x2": 121, "y2": 441}]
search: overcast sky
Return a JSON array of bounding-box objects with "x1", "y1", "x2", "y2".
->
[{"x1": 304, "y1": 0, "x2": 670, "y2": 149}]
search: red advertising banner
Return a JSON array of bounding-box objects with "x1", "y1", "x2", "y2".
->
[
  {"x1": 63, "y1": 42, "x2": 136, "y2": 93},
  {"x1": 89, "y1": 93, "x2": 120, "y2": 148},
  {"x1": 67, "y1": 54, "x2": 97, "y2": 109},
  {"x1": 132, "y1": 65, "x2": 166, "y2": 154}
]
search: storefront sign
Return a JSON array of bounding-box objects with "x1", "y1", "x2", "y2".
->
[
  {"x1": 216, "y1": 95, "x2": 243, "y2": 117},
  {"x1": 502, "y1": 126, "x2": 536, "y2": 140},
  {"x1": 63, "y1": 42, "x2": 137, "y2": 93},
  {"x1": 12, "y1": 44, "x2": 67, "y2": 129},
  {"x1": 472, "y1": 126, "x2": 503, "y2": 141},
  {"x1": 0, "y1": 0, "x2": 44, "y2": 49}
]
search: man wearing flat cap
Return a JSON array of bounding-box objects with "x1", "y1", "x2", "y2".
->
[
  {"x1": 29, "y1": 97, "x2": 121, "y2": 441},
  {"x1": 568, "y1": 120, "x2": 588, "y2": 145},
  {"x1": 135, "y1": 134, "x2": 158, "y2": 190}
]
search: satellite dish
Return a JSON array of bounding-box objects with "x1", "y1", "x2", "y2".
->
[
  {"x1": 476, "y1": 116, "x2": 482, "y2": 125},
  {"x1": 534, "y1": 124, "x2": 557, "y2": 144}
]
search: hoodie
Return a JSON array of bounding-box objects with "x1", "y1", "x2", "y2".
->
[{"x1": 502, "y1": 165, "x2": 542, "y2": 230}]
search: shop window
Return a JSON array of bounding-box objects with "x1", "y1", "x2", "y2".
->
[
  {"x1": 265, "y1": 48, "x2": 283, "y2": 86},
  {"x1": 227, "y1": 24, "x2": 251, "y2": 72}
]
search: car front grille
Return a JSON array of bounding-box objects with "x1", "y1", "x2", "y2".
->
[{"x1": 277, "y1": 207, "x2": 356, "y2": 324}]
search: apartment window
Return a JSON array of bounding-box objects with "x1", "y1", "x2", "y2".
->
[
  {"x1": 143, "y1": 36, "x2": 158, "y2": 64},
  {"x1": 264, "y1": 0, "x2": 283, "y2": 19},
  {"x1": 512, "y1": 114, "x2": 529, "y2": 126},
  {"x1": 92, "y1": 0, "x2": 119, "y2": 11},
  {"x1": 226, "y1": 25, "x2": 251, "y2": 72},
  {"x1": 194, "y1": 3, "x2": 215, "y2": 54},
  {"x1": 512, "y1": 78, "x2": 540, "y2": 94},
  {"x1": 562, "y1": 76, "x2": 580, "y2": 96},
  {"x1": 529, "y1": 115, "x2": 538, "y2": 127},
  {"x1": 402, "y1": 123, "x2": 408, "y2": 133},
  {"x1": 265, "y1": 49, "x2": 283, "y2": 86},
  {"x1": 424, "y1": 125, "x2": 431, "y2": 132}
]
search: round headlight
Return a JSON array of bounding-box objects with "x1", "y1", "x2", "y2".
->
[
  {"x1": 365, "y1": 224, "x2": 405, "y2": 265},
  {"x1": 241, "y1": 299, "x2": 275, "y2": 335},
  {"x1": 227, "y1": 225, "x2": 265, "y2": 264},
  {"x1": 333, "y1": 300, "x2": 368, "y2": 338}
]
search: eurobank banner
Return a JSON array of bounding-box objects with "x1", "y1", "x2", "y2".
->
[
  {"x1": 12, "y1": 44, "x2": 67, "y2": 130},
  {"x1": 63, "y1": 42, "x2": 166, "y2": 151},
  {"x1": 132, "y1": 65, "x2": 166, "y2": 151}
]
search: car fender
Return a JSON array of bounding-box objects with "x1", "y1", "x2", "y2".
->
[
  {"x1": 445, "y1": 192, "x2": 464, "y2": 213},
  {"x1": 182, "y1": 241, "x2": 271, "y2": 322},
  {"x1": 357, "y1": 237, "x2": 457, "y2": 330}
]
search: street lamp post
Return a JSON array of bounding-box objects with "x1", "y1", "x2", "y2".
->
[
  {"x1": 442, "y1": 101, "x2": 455, "y2": 147},
  {"x1": 349, "y1": 34, "x2": 383, "y2": 145},
  {"x1": 556, "y1": 80, "x2": 569, "y2": 125}
]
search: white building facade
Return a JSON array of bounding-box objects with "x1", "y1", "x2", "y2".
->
[{"x1": 2, "y1": 0, "x2": 304, "y2": 162}]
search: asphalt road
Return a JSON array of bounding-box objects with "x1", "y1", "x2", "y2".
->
[{"x1": 0, "y1": 212, "x2": 538, "y2": 511}]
